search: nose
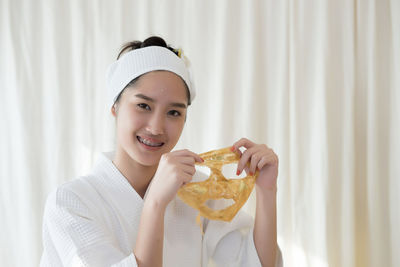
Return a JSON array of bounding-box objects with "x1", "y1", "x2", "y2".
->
[{"x1": 145, "y1": 112, "x2": 165, "y2": 135}]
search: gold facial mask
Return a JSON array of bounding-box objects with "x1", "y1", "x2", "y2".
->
[{"x1": 177, "y1": 147, "x2": 258, "y2": 222}]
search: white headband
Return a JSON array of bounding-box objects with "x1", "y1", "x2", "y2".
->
[{"x1": 106, "y1": 46, "x2": 195, "y2": 108}]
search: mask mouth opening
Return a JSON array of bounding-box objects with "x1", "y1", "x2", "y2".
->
[{"x1": 205, "y1": 198, "x2": 235, "y2": 210}]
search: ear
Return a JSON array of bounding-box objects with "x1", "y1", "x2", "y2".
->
[{"x1": 111, "y1": 105, "x2": 117, "y2": 117}]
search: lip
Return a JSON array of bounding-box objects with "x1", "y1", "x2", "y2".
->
[{"x1": 136, "y1": 135, "x2": 165, "y2": 151}]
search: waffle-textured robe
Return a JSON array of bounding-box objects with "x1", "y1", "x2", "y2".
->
[{"x1": 40, "y1": 152, "x2": 283, "y2": 267}]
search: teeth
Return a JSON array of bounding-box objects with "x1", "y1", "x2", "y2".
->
[{"x1": 138, "y1": 136, "x2": 163, "y2": 147}]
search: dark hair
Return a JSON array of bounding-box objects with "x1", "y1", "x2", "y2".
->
[{"x1": 113, "y1": 36, "x2": 191, "y2": 106}]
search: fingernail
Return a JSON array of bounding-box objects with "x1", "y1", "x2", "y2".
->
[
  {"x1": 230, "y1": 146, "x2": 235, "y2": 152},
  {"x1": 236, "y1": 170, "x2": 241, "y2": 175}
]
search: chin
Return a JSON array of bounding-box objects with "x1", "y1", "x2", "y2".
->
[
  {"x1": 129, "y1": 149, "x2": 162, "y2": 167},
  {"x1": 132, "y1": 144, "x2": 171, "y2": 166},
  {"x1": 140, "y1": 157, "x2": 162, "y2": 167}
]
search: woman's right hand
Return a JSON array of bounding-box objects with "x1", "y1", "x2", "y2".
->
[{"x1": 146, "y1": 149, "x2": 203, "y2": 209}]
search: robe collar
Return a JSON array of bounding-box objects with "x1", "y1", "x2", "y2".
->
[{"x1": 89, "y1": 151, "x2": 151, "y2": 223}]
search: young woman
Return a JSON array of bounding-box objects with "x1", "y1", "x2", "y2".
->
[{"x1": 40, "y1": 36, "x2": 283, "y2": 267}]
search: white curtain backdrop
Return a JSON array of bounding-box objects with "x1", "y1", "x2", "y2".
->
[{"x1": 1, "y1": 0, "x2": 399, "y2": 266}]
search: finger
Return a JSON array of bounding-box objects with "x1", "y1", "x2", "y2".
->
[
  {"x1": 232, "y1": 138, "x2": 255, "y2": 151},
  {"x1": 250, "y1": 151, "x2": 265, "y2": 175},
  {"x1": 173, "y1": 149, "x2": 204, "y2": 163},
  {"x1": 230, "y1": 145, "x2": 243, "y2": 157},
  {"x1": 175, "y1": 156, "x2": 196, "y2": 166},
  {"x1": 257, "y1": 153, "x2": 279, "y2": 170},
  {"x1": 180, "y1": 164, "x2": 196, "y2": 176},
  {"x1": 181, "y1": 172, "x2": 193, "y2": 184},
  {"x1": 236, "y1": 146, "x2": 259, "y2": 174},
  {"x1": 243, "y1": 165, "x2": 250, "y2": 175}
]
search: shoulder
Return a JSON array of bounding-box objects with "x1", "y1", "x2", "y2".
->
[{"x1": 44, "y1": 175, "x2": 103, "y2": 219}]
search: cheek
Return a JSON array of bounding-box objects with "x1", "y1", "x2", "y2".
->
[
  {"x1": 117, "y1": 110, "x2": 143, "y2": 133},
  {"x1": 167, "y1": 120, "x2": 185, "y2": 138},
  {"x1": 176, "y1": 121, "x2": 185, "y2": 135}
]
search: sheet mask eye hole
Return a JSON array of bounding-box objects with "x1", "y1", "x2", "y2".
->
[
  {"x1": 192, "y1": 165, "x2": 211, "y2": 182},
  {"x1": 221, "y1": 163, "x2": 247, "y2": 179}
]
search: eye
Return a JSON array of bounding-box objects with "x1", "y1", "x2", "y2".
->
[
  {"x1": 137, "y1": 103, "x2": 150, "y2": 110},
  {"x1": 168, "y1": 110, "x2": 181, "y2": 117}
]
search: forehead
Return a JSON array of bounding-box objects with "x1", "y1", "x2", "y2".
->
[{"x1": 131, "y1": 70, "x2": 188, "y2": 99}]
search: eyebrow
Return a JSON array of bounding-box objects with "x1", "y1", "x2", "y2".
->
[{"x1": 134, "y1": 93, "x2": 187, "y2": 109}]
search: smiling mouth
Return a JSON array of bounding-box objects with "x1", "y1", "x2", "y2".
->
[{"x1": 137, "y1": 136, "x2": 165, "y2": 147}]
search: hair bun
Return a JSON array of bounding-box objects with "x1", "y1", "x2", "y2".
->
[
  {"x1": 141, "y1": 36, "x2": 167, "y2": 48},
  {"x1": 117, "y1": 36, "x2": 180, "y2": 59}
]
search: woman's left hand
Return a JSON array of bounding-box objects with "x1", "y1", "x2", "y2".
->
[{"x1": 231, "y1": 138, "x2": 278, "y2": 191}]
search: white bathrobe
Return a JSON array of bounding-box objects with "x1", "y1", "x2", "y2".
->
[{"x1": 40, "y1": 152, "x2": 283, "y2": 267}]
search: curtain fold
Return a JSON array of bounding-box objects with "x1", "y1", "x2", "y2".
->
[{"x1": 1, "y1": 0, "x2": 398, "y2": 266}]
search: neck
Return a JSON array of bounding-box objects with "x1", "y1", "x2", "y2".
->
[{"x1": 112, "y1": 147, "x2": 157, "y2": 199}]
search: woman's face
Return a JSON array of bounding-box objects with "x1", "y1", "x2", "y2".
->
[{"x1": 113, "y1": 71, "x2": 188, "y2": 166}]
